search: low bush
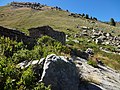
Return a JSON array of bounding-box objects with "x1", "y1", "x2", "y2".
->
[
  {"x1": 87, "y1": 60, "x2": 98, "y2": 68},
  {"x1": 0, "y1": 36, "x2": 25, "y2": 57}
]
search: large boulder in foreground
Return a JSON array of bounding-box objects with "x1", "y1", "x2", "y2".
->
[
  {"x1": 18, "y1": 54, "x2": 120, "y2": 90},
  {"x1": 40, "y1": 54, "x2": 79, "y2": 90}
]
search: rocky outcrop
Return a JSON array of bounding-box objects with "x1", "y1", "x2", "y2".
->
[
  {"x1": 18, "y1": 54, "x2": 80, "y2": 90},
  {"x1": 40, "y1": 54, "x2": 79, "y2": 90},
  {"x1": 74, "y1": 26, "x2": 120, "y2": 54},
  {"x1": 71, "y1": 49, "x2": 89, "y2": 60},
  {"x1": 0, "y1": 25, "x2": 66, "y2": 48},
  {"x1": 0, "y1": 26, "x2": 36, "y2": 48},
  {"x1": 28, "y1": 26, "x2": 66, "y2": 44},
  {"x1": 18, "y1": 54, "x2": 120, "y2": 90},
  {"x1": 75, "y1": 57, "x2": 120, "y2": 90},
  {"x1": 10, "y1": 2, "x2": 63, "y2": 11},
  {"x1": 10, "y1": 2, "x2": 45, "y2": 10}
]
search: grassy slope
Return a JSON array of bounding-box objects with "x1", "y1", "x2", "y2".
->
[
  {"x1": 0, "y1": 5, "x2": 120, "y2": 36},
  {"x1": 0, "y1": 5, "x2": 120, "y2": 70}
]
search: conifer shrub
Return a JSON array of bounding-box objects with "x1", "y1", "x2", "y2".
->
[{"x1": 110, "y1": 18, "x2": 116, "y2": 26}]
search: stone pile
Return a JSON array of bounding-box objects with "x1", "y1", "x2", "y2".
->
[
  {"x1": 75, "y1": 26, "x2": 120, "y2": 53},
  {"x1": 91, "y1": 31, "x2": 120, "y2": 53}
]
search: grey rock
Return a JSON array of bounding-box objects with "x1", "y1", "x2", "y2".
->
[
  {"x1": 85, "y1": 48, "x2": 94, "y2": 55},
  {"x1": 91, "y1": 35, "x2": 96, "y2": 39},
  {"x1": 75, "y1": 59, "x2": 120, "y2": 90},
  {"x1": 98, "y1": 36, "x2": 106, "y2": 40},
  {"x1": 17, "y1": 58, "x2": 45, "y2": 69},
  {"x1": 72, "y1": 39, "x2": 79, "y2": 43},
  {"x1": 81, "y1": 26, "x2": 88, "y2": 30},
  {"x1": 95, "y1": 38, "x2": 103, "y2": 44},
  {"x1": 105, "y1": 33, "x2": 111, "y2": 37},
  {"x1": 74, "y1": 34, "x2": 79, "y2": 38},
  {"x1": 93, "y1": 32, "x2": 101, "y2": 37},
  {"x1": 71, "y1": 49, "x2": 89, "y2": 60},
  {"x1": 0, "y1": 26, "x2": 36, "y2": 48},
  {"x1": 82, "y1": 33, "x2": 89, "y2": 36},
  {"x1": 40, "y1": 54, "x2": 79, "y2": 90},
  {"x1": 28, "y1": 26, "x2": 66, "y2": 45},
  {"x1": 95, "y1": 35, "x2": 106, "y2": 44}
]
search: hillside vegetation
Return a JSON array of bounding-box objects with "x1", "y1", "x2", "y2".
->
[
  {"x1": 0, "y1": 35, "x2": 70, "y2": 89},
  {"x1": 0, "y1": 3, "x2": 120, "y2": 89},
  {"x1": 0, "y1": 5, "x2": 120, "y2": 36},
  {"x1": 0, "y1": 2, "x2": 120, "y2": 68},
  {"x1": 0, "y1": 3, "x2": 120, "y2": 69}
]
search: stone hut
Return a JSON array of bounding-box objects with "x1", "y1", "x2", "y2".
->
[{"x1": 28, "y1": 26, "x2": 66, "y2": 44}]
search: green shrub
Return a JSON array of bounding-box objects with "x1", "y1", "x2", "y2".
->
[
  {"x1": 85, "y1": 14, "x2": 89, "y2": 19},
  {"x1": 12, "y1": 49, "x2": 33, "y2": 63},
  {"x1": 0, "y1": 57, "x2": 21, "y2": 89},
  {"x1": 18, "y1": 67, "x2": 35, "y2": 87},
  {"x1": 32, "y1": 46, "x2": 43, "y2": 59},
  {"x1": 0, "y1": 36, "x2": 54, "y2": 89},
  {"x1": 66, "y1": 40, "x2": 74, "y2": 45},
  {"x1": 110, "y1": 18, "x2": 116, "y2": 26},
  {"x1": 87, "y1": 60, "x2": 98, "y2": 68},
  {"x1": 4, "y1": 76, "x2": 14, "y2": 90},
  {"x1": 34, "y1": 83, "x2": 51, "y2": 90},
  {"x1": 36, "y1": 36, "x2": 70, "y2": 57},
  {"x1": 37, "y1": 36, "x2": 55, "y2": 46},
  {"x1": 0, "y1": 36, "x2": 25, "y2": 57}
]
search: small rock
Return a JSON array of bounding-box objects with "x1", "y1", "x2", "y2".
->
[{"x1": 86, "y1": 48, "x2": 94, "y2": 55}]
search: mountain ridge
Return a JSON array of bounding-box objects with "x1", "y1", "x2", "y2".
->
[{"x1": 0, "y1": 2, "x2": 120, "y2": 36}]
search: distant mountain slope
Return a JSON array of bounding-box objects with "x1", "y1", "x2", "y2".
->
[
  {"x1": 0, "y1": 4, "x2": 120, "y2": 36},
  {"x1": 116, "y1": 22, "x2": 120, "y2": 27}
]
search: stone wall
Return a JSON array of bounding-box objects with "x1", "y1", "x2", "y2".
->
[
  {"x1": 28, "y1": 26, "x2": 66, "y2": 44},
  {"x1": 0, "y1": 26, "x2": 36, "y2": 48}
]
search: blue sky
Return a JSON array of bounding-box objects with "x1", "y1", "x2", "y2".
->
[{"x1": 0, "y1": 0, "x2": 120, "y2": 21}]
